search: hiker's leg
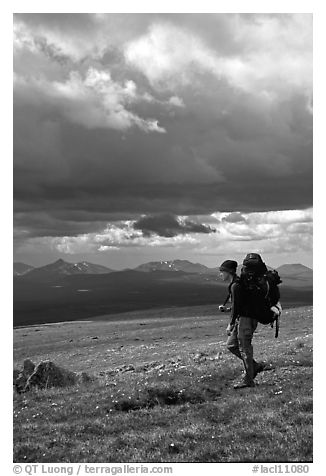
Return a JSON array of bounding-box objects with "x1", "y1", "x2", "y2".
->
[
  {"x1": 227, "y1": 319, "x2": 259, "y2": 369},
  {"x1": 238, "y1": 317, "x2": 258, "y2": 384},
  {"x1": 226, "y1": 321, "x2": 242, "y2": 359}
]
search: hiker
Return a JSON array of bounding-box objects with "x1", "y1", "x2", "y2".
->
[
  {"x1": 220, "y1": 254, "x2": 281, "y2": 389},
  {"x1": 218, "y1": 259, "x2": 239, "y2": 315}
]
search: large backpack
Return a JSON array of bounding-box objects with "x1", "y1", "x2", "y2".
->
[{"x1": 239, "y1": 254, "x2": 282, "y2": 325}]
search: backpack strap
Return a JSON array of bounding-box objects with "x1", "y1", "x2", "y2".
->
[
  {"x1": 223, "y1": 290, "x2": 231, "y2": 307},
  {"x1": 264, "y1": 278, "x2": 270, "y2": 299},
  {"x1": 275, "y1": 316, "x2": 279, "y2": 338}
]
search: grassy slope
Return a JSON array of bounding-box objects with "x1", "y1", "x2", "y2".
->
[{"x1": 13, "y1": 305, "x2": 313, "y2": 463}]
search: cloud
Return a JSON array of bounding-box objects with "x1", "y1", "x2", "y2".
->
[
  {"x1": 14, "y1": 68, "x2": 166, "y2": 133},
  {"x1": 212, "y1": 208, "x2": 312, "y2": 240},
  {"x1": 243, "y1": 208, "x2": 313, "y2": 225},
  {"x1": 222, "y1": 212, "x2": 247, "y2": 223},
  {"x1": 168, "y1": 96, "x2": 185, "y2": 107},
  {"x1": 214, "y1": 208, "x2": 312, "y2": 225},
  {"x1": 13, "y1": 14, "x2": 312, "y2": 260},
  {"x1": 14, "y1": 208, "x2": 312, "y2": 261},
  {"x1": 124, "y1": 16, "x2": 312, "y2": 99},
  {"x1": 14, "y1": 14, "x2": 109, "y2": 62},
  {"x1": 16, "y1": 222, "x2": 200, "y2": 255},
  {"x1": 13, "y1": 179, "x2": 312, "y2": 246},
  {"x1": 133, "y1": 213, "x2": 216, "y2": 237},
  {"x1": 13, "y1": 213, "x2": 212, "y2": 254},
  {"x1": 208, "y1": 208, "x2": 313, "y2": 253}
]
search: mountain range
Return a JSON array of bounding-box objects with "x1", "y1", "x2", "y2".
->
[
  {"x1": 13, "y1": 258, "x2": 313, "y2": 326},
  {"x1": 14, "y1": 258, "x2": 312, "y2": 279}
]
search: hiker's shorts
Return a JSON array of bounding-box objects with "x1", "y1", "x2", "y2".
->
[{"x1": 226, "y1": 316, "x2": 258, "y2": 356}]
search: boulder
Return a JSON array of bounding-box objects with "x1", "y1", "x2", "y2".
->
[
  {"x1": 14, "y1": 359, "x2": 36, "y2": 392},
  {"x1": 14, "y1": 359, "x2": 94, "y2": 392},
  {"x1": 23, "y1": 359, "x2": 35, "y2": 375},
  {"x1": 25, "y1": 361, "x2": 78, "y2": 390},
  {"x1": 13, "y1": 368, "x2": 20, "y2": 384}
]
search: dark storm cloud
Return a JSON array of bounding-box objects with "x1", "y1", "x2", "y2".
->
[
  {"x1": 13, "y1": 172, "x2": 312, "y2": 241},
  {"x1": 133, "y1": 214, "x2": 216, "y2": 237},
  {"x1": 13, "y1": 211, "x2": 107, "y2": 238},
  {"x1": 13, "y1": 172, "x2": 312, "y2": 240},
  {"x1": 13, "y1": 13, "x2": 312, "y2": 244}
]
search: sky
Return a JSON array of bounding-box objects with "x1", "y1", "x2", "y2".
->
[{"x1": 13, "y1": 13, "x2": 313, "y2": 269}]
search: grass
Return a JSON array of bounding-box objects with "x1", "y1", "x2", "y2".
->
[{"x1": 13, "y1": 305, "x2": 313, "y2": 463}]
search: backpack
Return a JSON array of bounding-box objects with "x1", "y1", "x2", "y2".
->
[
  {"x1": 242, "y1": 252, "x2": 267, "y2": 276},
  {"x1": 239, "y1": 254, "x2": 282, "y2": 325}
]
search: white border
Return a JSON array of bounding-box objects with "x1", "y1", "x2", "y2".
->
[{"x1": 3, "y1": 3, "x2": 322, "y2": 473}]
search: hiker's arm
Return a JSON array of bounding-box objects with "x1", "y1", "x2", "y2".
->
[{"x1": 229, "y1": 282, "x2": 241, "y2": 326}]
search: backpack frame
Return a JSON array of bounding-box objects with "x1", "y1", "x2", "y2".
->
[{"x1": 239, "y1": 269, "x2": 282, "y2": 325}]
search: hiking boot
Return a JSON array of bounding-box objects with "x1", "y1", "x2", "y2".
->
[
  {"x1": 233, "y1": 379, "x2": 255, "y2": 389},
  {"x1": 253, "y1": 361, "x2": 274, "y2": 378},
  {"x1": 253, "y1": 362, "x2": 264, "y2": 378}
]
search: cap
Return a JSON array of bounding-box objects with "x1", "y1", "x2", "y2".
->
[{"x1": 219, "y1": 260, "x2": 238, "y2": 274}]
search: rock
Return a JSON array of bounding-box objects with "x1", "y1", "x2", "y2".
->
[
  {"x1": 13, "y1": 369, "x2": 20, "y2": 384},
  {"x1": 209, "y1": 353, "x2": 222, "y2": 361},
  {"x1": 15, "y1": 375, "x2": 27, "y2": 393},
  {"x1": 120, "y1": 364, "x2": 135, "y2": 373},
  {"x1": 77, "y1": 371, "x2": 92, "y2": 383},
  {"x1": 168, "y1": 356, "x2": 182, "y2": 363},
  {"x1": 23, "y1": 359, "x2": 35, "y2": 375},
  {"x1": 193, "y1": 352, "x2": 208, "y2": 362},
  {"x1": 24, "y1": 361, "x2": 78, "y2": 391},
  {"x1": 105, "y1": 369, "x2": 117, "y2": 377},
  {"x1": 138, "y1": 361, "x2": 160, "y2": 372},
  {"x1": 14, "y1": 360, "x2": 92, "y2": 393},
  {"x1": 14, "y1": 359, "x2": 36, "y2": 393},
  {"x1": 168, "y1": 443, "x2": 180, "y2": 454}
]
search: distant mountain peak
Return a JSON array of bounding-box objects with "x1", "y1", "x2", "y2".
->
[
  {"x1": 134, "y1": 259, "x2": 214, "y2": 274},
  {"x1": 278, "y1": 263, "x2": 312, "y2": 270},
  {"x1": 16, "y1": 258, "x2": 114, "y2": 280},
  {"x1": 277, "y1": 263, "x2": 313, "y2": 276},
  {"x1": 13, "y1": 262, "x2": 35, "y2": 276},
  {"x1": 281, "y1": 263, "x2": 311, "y2": 268}
]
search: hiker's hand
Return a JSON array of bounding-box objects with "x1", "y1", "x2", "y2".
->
[
  {"x1": 226, "y1": 323, "x2": 234, "y2": 336},
  {"x1": 271, "y1": 305, "x2": 281, "y2": 317},
  {"x1": 219, "y1": 305, "x2": 226, "y2": 312}
]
